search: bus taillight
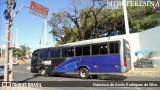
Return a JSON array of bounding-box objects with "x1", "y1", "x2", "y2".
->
[{"x1": 124, "y1": 58, "x2": 127, "y2": 67}]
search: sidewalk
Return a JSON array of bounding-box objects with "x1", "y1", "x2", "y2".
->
[
  {"x1": 123, "y1": 68, "x2": 160, "y2": 77},
  {"x1": 15, "y1": 60, "x2": 26, "y2": 64},
  {"x1": 25, "y1": 60, "x2": 31, "y2": 64}
]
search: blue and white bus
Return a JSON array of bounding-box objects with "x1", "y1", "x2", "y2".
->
[{"x1": 31, "y1": 38, "x2": 131, "y2": 79}]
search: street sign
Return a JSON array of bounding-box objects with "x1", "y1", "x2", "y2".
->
[{"x1": 30, "y1": 1, "x2": 49, "y2": 18}]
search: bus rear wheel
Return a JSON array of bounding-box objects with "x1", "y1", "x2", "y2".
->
[
  {"x1": 39, "y1": 68, "x2": 47, "y2": 77},
  {"x1": 78, "y1": 68, "x2": 89, "y2": 79}
]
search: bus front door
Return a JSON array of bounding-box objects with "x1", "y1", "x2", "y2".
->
[{"x1": 31, "y1": 50, "x2": 39, "y2": 73}]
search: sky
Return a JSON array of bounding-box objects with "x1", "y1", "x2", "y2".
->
[
  {"x1": 1, "y1": 0, "x2": 155, "y2": 51},
  {"x1": 0, "y1": 0, "x2": 71, "y2": 51}
]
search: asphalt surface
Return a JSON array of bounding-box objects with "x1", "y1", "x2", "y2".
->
[
  {"x1": 12, "y1": 64, "x2": 160, "y2": 81},
  {"x1": 0, "y1": 64, "x2": 160, "y2": 90}
]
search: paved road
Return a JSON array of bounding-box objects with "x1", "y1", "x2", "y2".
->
[
  {"x1": 1, "y1": 64, "x2": 160, "y2": 90},
  {"x1": 13, "y1": 64, "x2": 160, "y2": 81}
]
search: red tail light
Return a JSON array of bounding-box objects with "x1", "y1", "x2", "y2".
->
[{"x1": 124, "y1": 58, "x2": 127, "y2": 67}]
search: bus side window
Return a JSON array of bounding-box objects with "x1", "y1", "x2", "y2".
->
[
  {"x1": 76, "y1": 47, "x2": 82, "y2": 56},
  {"x1": 68, "y1": 47, "x2": 74, "y2": 57},
  {"x1": 54, "y1": 48, "x2": 60, "y2": 58},
  {"x1": 83, "y1": 46, "x2": 90, "y2": 56},
  {"x1": 109, "y1": 42, "x2": 119, "y2": 54},
  {"x1": 92, "y1": 45, "x2": 99, "y2": 55},
  {"x1": 115, "y1": 42, "x2": 119, "y2": 53},
  {"x1": 100, "y1": 44, "x2": 108, "y2": 54},
  {"x1": 109, "y1": 43, "x2": 114, "y2": 54},
  {"x1": 39, "y1": 49, "x2": 48, "y2": 60},
  {"x1": 62, "y1": 48, "x2": 68, "y2": 57},
  {"x1": 49, "y1": 49, "x2": 60, "y2": 58},
  {"x1": 32, "y1": 51, "x2": 38, "y2": 61},
  {"x1": 50, "y1": 49, "x2": 54, "y2": 58}
]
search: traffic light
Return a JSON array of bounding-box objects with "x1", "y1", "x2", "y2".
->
[
  {"x1": 12, "y1": 0, "x2": 16, "y2": 10},
  {"x1": 13, "y1": 1, "x2": 16, "y2": 10},
  {"x1": 3, "y1": 9, "x2": 10, "y2": 20},
  {"x1": 4, "y1": 0, "x2": 17, "y2": 20}
]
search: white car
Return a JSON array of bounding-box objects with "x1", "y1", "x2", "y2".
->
[
  {"x1": 7, "y1": 61, "x2": 19, "y2": 66},
  {"x1": 12, "y1": 61, "x2": 19, "y2": 66}
]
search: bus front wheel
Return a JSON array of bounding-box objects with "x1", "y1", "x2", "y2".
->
[
  {"x1": 39, "y1": 68, "x2": 47, "y2": 77},
  {"x1": 78, "y1": 68, "x2": 89, "y2": 79}
]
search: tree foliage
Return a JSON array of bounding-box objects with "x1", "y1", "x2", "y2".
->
[
  {"x1": 13, "y1": 48, "x2": 23, "y2": 59},
  {"x1": 13, "y1": 45, "x2": 31, "y2": 59},
  {"x1": 48, "y1": 0, "x2": 160, "y2": 45},
  {"x1": 48, "y1": 12, "x2": 79, "y2": 45},
  {"x1": 128, "y1": 6, "x2": 160, "y2": 32}
]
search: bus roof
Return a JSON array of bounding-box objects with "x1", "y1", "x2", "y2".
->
[
  {"x1": 59, "y1": 37, "x2": 124, "y2": 47},
  {"x1": 34, "y1": 37, "x2": 124, "y2": 51}
]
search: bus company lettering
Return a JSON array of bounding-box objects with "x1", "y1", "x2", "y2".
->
[
  {"x1": 42, "y1": 61, "x2": 51, "y2": 65},
  {"x1": 12, "y1": 82, "x2": 42, "y2": 87},
  {"x1": 106, "y1": 1, "x2": 160, "y2": 6}
]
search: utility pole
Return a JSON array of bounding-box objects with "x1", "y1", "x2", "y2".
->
[
  {"x1": 29, "y1": 1, "x2": 49, "y2": 48},
  {"x1": 40, "y1": 35, "x2": 42, "y2": 48},
  {"x1": 4, "y1": 2, "x2": 28, "y2": 81},
  {"x1": 4, "y1": 18, "x2": 9, "y2": 81},
  {"x1": 122, "y1": 0, "x2": 130, "y2": 35},
  {"x1": 44, "y1": 19, "x2": 47, "y2": 48},
  {"x1": 4, "y1": 0, "x2": 16, "y2": 81},
  {"x1": 9, "y1": 0, "x2": 13, "y2": 81}
]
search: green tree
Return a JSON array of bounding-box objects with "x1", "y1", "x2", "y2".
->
[
  {"x1": 20, "y1": 45, "x2": 31, "y2": 59},
  {"x1": 13, "y1": 45, "x2": 31, "y2": 59},
  {"x1": 80, "y1": 8, "x2": 125, "y2": 38},
  {"x1": 13, "y1": 48, "x2": 23, "y2": 59},
  {"x1": 48, "y1": 0, "x2": 110, "y2": 43},
  {"x1": 48, "y1": 12, "x2": 79, "y2": 45},
  {"x1": 128, "y1": 6, "x2": 160, "y2": 32}
]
